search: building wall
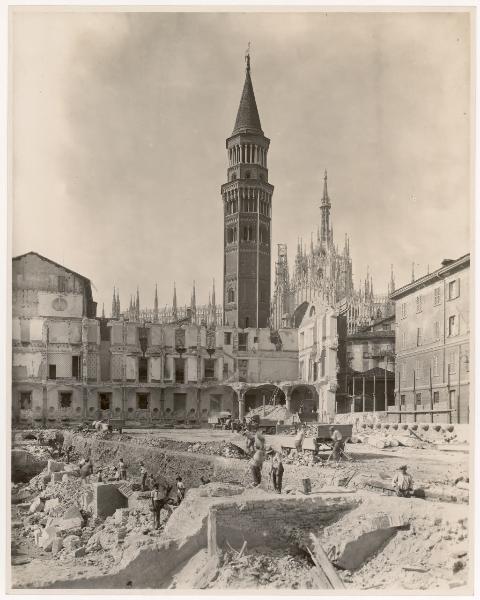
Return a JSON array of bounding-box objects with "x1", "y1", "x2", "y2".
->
[
  {"x1": 393, "y1": 258, "x2": 470, "y2": 423},
  {"x1": 297, "y1": 301, "x2": 338, "y2": 419}
]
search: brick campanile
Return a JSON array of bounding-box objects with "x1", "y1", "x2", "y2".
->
[{"x1": 222, "y1": 53, "x2": 273, "y2": 328}]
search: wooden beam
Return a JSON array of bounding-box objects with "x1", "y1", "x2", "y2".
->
[{"x1": 309, "y1": 533, "x2": 345, "y2": 589}]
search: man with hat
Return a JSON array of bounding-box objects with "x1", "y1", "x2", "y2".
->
[
  {"x1": 392, "y1": 465, "x2": 414, "y2": 497},
  {"x1": 329, "y1": 425, "x2": 343, "y2": 461}
]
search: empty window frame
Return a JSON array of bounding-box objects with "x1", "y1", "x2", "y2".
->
[
  {"x1": 137, "y1": 393, "x2": 149, "y2": 410},
  {"x1": 19, "y1": 391, "x2": 32, "y2": 410},
  {"x1": 59, "y1": 391, "x2": 72, "y2": 408}
]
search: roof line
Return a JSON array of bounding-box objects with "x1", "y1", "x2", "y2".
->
[
  {"x1": 12, "y1": 251, "x2": 92, "y2": 283},
  {"x1": 390, "y1": 254, "x2": 470, "y2": 300}
]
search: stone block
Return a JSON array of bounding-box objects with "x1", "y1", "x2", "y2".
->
[
  {"x1": 38, "y1": 526, "x2": 58, "y2": 551},
  {"x1": 58, "y1": 506, "x2": 83, "y2": 531},
  {"x1": 47, "y1": 460, "x2": 66, "y2": 474},
  {"x1": 52, "y1": 536, "x2": 63, "y2": 555},
  {"x1": 63, "y1": 534, "x2": 81, "y2": 551},
  {"x1": 29, "y1": 496, "x2": 45, "y2": 514},
  {"x1": 93, "y1": 483, "x2": 128, "y2": 519},
  {"x1": 73, "y1": 546, "x2": 86, "y2": 558},
  {"x1": 115, "y1": 508, "x2": 130, "y2": 526}
]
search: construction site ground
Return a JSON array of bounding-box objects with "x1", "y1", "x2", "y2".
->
[{"x1": 10, "y1": 425, "x2": 471, "y2": 592}]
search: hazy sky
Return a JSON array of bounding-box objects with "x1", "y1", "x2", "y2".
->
[{"x1": 12, "y1": 10, "x2": 471, "y2": 314}]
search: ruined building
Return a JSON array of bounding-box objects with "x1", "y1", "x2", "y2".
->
[
  {"x1": 272, "y1": 171, "x2": 394, "y2": 333},
  {"x1": 222, "y1": 53, "x2": 273, "y2": 329}
]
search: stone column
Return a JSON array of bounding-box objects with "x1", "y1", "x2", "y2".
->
[
  {"x1": 238, "y1": 388, "x2": 246, "y2": 419},
  {"x1": 42, "y1": 385, "x2": 48, "y2": 427},
  {"x1": 159, "y1": 387, "x2": 164, "y2": 419},
  {"x1": 284, "y1": 386, "x2": 292, "y2": 414}
]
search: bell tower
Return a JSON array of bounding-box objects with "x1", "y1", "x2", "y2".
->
[{"x1": 222, "y1": 52, "x2": 273, "y2": 328}]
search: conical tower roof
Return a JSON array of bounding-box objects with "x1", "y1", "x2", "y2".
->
[{"x1": 232, "y1": 56, "x2": 263, "y2": 136}]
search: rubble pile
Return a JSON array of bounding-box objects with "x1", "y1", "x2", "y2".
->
[
  {"x1": 246, "y1": 405, "x2": 288, "y2": 422},
  {"x1": 131, "y1": 435, "x2": 247, "y2": 459},
  {"x1": 210, "y1": 547, "x2": 316, "y2": 589},
  {"x1": 282, "y1": 448, "x2": 318, "y2": 467},
  {"x1": 347, "y1": 512, "x2": 469, "y2": 591}
]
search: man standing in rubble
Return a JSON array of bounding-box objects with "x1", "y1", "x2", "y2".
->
[
  {"x1": 250, "y1": 448, "x2": 265, "y2": 487},
  {"x1": 118, "y1": 458, "x2": 127, "y2": 480},
  {"x1": 150, "y1": 482, "x2": 174, "y2": 530},
  {"x1": 329, "y1": 425, "x2": 343, "y2": 461},
  {"x1": 294, "y1": 425, "x2": 305, "y2": 453},
  {"x1": 270, "y1": 451, "x2": 284, "y2": 494},
  {"x1": 139, "y1": 462, "x2": 147, "y2": 491},
  {"x1": 392, "y1": 465, "x2": 414, "y2": 497}
]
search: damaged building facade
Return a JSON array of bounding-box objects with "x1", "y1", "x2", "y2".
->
[{"x1": 12, "y1": 252, "x2": 339, "y2": 426}]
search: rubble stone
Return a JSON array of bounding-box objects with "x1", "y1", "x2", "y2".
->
[
  {"x1": 63, "y1": 534, "x2": 81, "y2": 551},
  {"x1": 44, "y1": 498, "x2": 60, "y2": 513},
  {"x1": 28, "y1": 496, "x2": 45, "y2": 514},
  {"x1": 58, "y1": 506, "x2": 83, "y2": 531},
  {"x1": 38, "y1": 526, "x2": 59, "y2": 551},
  {"x1": 115, "y1": 508, "x2": 130, "y2": 526},
  {"x1": 47, "y1": 460, "x2": 66, "y2": 474}
]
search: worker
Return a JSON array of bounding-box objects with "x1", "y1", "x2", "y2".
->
[
  {"x1": 80, "y1": 458, "x2": 93, "y2": 486},
  {"x1": 139, "y1": 462, "x2": 147, "y2": 491},
  {"x1": 97, "y1": 469, "x2": 103, "y2": 483},
  {"x1": 200, "y1": 475, "x2": 211, "y2": 485},
  {"x1": 329, "y1": 425, "x2": 344, "y2": 460},
  {"x1": 146, "y1": 473, "x2": 155, "y2": 490},
  {"x1": 176, "y1": 476, "x2": 186, "y2": 503},
  {"x1": 270, "y1": 451, "x2": 284, "y2": 494},
  {"x1": 255, "y1": 429, "x2": 266, "y2": 450},
  {"x1": 243, "y1": 430, "x2": 256, "y2": 454},
  {"x1": 250, "y1": 449, "x2": 265, "y2": 487},
  {"x1": 118, "y1": 458, "x2": 127, "y2": 480},
  {"x1": 150, "y1": 483, "x2": 169, "y2": 530},
  {"x1": 392, "y1": 465, "x2": 414, "y2": 497},
  {"x1": 294, "y1": 426, "x2": 305, "y2": 453}
]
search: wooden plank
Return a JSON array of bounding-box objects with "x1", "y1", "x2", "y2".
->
[
  {"x1": 207, "y1": 508, "x2": 217, "y2": 557},
  {"x1": 309, "y1": 533, "x2": 345, "y2": 589},
  {"x1": 307, "y1": 547, "x2": 333, "y2": 589}
]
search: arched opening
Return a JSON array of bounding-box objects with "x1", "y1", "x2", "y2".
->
[
  {"x1": 309, "y1": 306, "x2": 316, "y2": 317},
  {"x1": 227, "y1": 288, "x2": 235, "y2": 303},
  {"x1": 244, "y1": 384, "x2": 286, "y2": 415},
  {"x1": 291, "y1": 385, "x2": 318, "y2": 419}
]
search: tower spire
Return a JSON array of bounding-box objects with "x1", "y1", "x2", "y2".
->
[
  {"x1": 232, "y1": 47, "x2": 263, "y2": 136},
  {"x1": 154, "y1": 284, "x2": 159, "y2": 323},
  {"x1": 320, "y1": 169, "x2": 332, "y2": 246},
  {"x1": 172, "y1": 282, "x2": 177, "y2": 320},
  {"x1": 111, "y1": 286, "x2": 116, "y2": 318},
  {"x1": 191, "y1": 281, "x2": 196, "y2": 322},
  {"x1": 389, "y1": 264, "x2": 395, "y2": 295},
  {"x1": 116, "y1": 289, "x2": 120, "y2": 318},
  {"x1": 212, "y1": 279, "x2": 217, "y2": 326}
]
